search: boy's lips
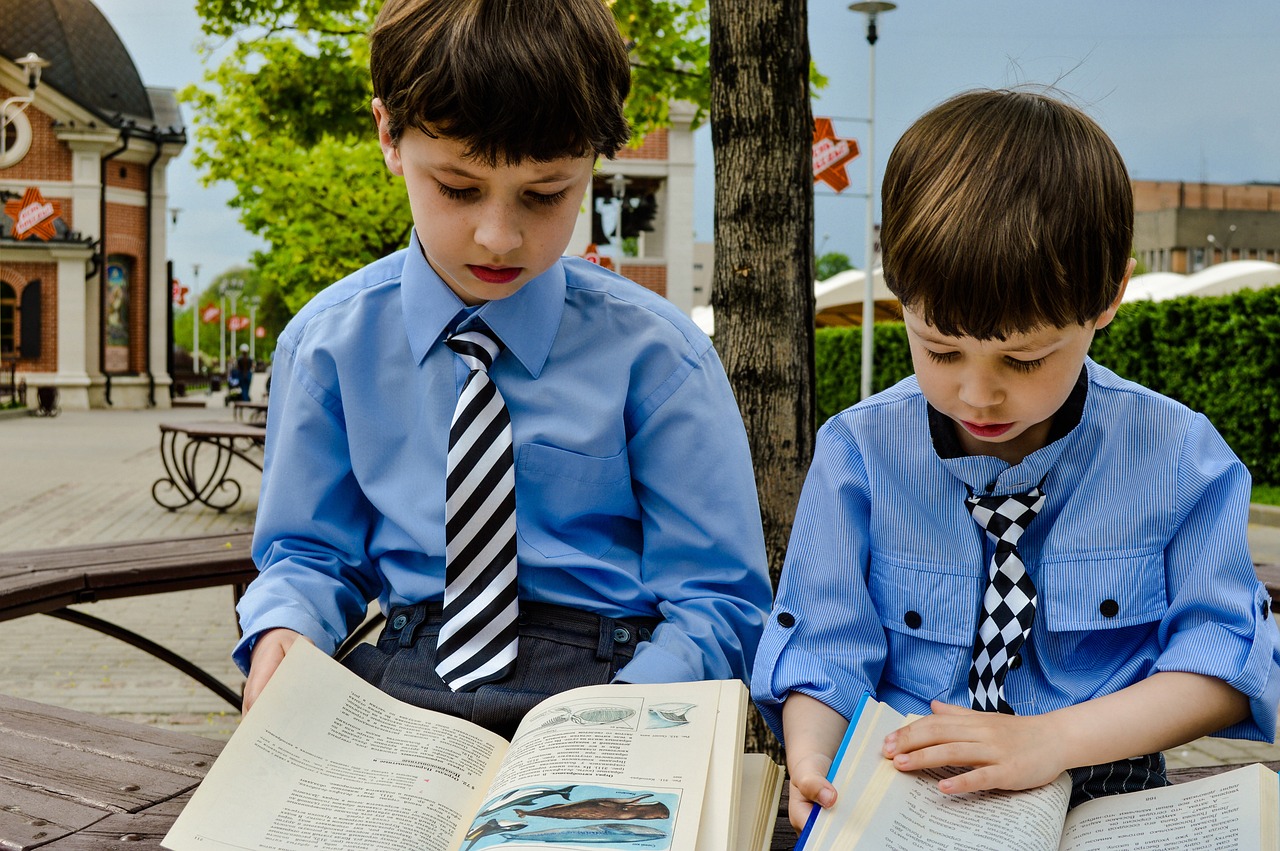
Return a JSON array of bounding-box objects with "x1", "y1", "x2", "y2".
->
[
  {"x1": 468, "y1": 265, "x2": 522, "y2": 284},
  {"x1": 962, "y1": 420, "x2": 1014, "y2": 438}
]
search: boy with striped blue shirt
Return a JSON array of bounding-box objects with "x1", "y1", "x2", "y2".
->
[{"x1": 753, "y1": 89, "x2": 1280, "y2": 830}]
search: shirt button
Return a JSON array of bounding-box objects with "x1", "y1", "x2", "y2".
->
[
  {"x1": 613, "y1": 627, "x2": 631, "y2": 643},
  {"x1": 777, "y1": 612, "x2": 796, "y2": 628},
  {"x1": 903, "y1": 611, "x2": 922, "y2": 629},
  {"x1": 1099, "y1": 599, "x2": 1120, "y2": 618},
  {"x1": 392, "y1": 614, "x2": 409, "y2": 630}
]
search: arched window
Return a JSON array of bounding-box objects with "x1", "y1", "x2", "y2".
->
[{"x1": 0, "y1": 283, "x2": 15, "y2": 356}]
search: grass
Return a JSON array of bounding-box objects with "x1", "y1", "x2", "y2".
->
[{"x1": 1252, "y1": 485, "x2": 1280, "y2": 506}]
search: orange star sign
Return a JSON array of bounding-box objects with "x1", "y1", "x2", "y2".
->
[
  {"x1": 813, "y1": 117, "x2": 860, "y2": 193},
  {"x1": 4, "y1": 186, "x2": 62, "y2": 241}
]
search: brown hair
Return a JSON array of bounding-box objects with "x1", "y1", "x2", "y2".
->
[
  {"x1": 880, "y1": 88, "x2": 1133, "y2": 339},
  {"x1": 370, "y1": 0, "x2": 631, "y2": 164}
]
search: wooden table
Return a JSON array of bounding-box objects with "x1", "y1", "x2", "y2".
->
[
  {"x1": 153, "y1": 421, "x2": 266, "y2": 512},
  {"x1": 0, "y1": 694, "x2": 222, "y2": 850}
]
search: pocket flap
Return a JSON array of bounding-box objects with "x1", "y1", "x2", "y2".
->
[
  {"x1": 868, "y1": 556, "x2": 978, "y2": 647},
  {"x1": 1039, "y1": 551, "x2": 1167, "y2": 631}
]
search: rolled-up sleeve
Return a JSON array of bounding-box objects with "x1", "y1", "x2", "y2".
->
[
  {"x1": 1156, "y1": 415, "x2": 1280, "y2": 741},
  {"x1": 751, "y1": 418, "x2": 886, "y2": 740}
]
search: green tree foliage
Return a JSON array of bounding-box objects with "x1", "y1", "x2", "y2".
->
[
  {"x1": 185, "y1": 0, "x2": 715, "y2": 314},
  {"x1": 815, "y1": 250, "x2": 852, "y2": 281}
]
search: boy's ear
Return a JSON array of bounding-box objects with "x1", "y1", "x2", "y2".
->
[
  {"x1": 371, "y1": 98, "x2": 403, "y2": 176},
  {"x1": 1094, "y1": 257, "x2": 1135, "y2": 331}
]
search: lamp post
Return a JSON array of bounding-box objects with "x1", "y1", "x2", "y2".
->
[
  {"x1": 218, "y1": 276, "x2": 244, "y2": 377},
  {"x1": 1, "y1": 53, "x2": 50, "y2": 160},
  {"x1": 247, "y1": 295, "x2": 261, "y2": 364},
  {"x1": 191, "y1": 264, "x2": 201, "y2": 375},
  {"x1": 849, "y1": 1, "x2": 895, "y2": 400}
]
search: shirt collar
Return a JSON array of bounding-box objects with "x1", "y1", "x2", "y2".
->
[{"x1": 400, "y1": 229, "x2": 564, "y2": 378}]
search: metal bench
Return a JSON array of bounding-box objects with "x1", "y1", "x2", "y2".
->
[{"x1": 0, "y1": 532, "x2": 257, "y2": 709}]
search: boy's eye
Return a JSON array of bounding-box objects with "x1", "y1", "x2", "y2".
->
[
  {"x1": 436, "y1": 182, "x2": 477, "y2": 201},
  {"x1": 526, "y1": 189, "x2": 569, "y2": 207},
  {"x1": 924, "y1": 349, "x2": 959, "y2": 364},
  {"x1": 1005, "y1": 356, "x2": 1046, "y2": 373}
]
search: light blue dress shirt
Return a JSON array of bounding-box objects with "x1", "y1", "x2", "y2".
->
[
  {"x1": 753, "y1": 360, "x2": 1280, "y2": 742},
  {"x1": 235, "y1": 233, "x2": 772, "y2": 684}
]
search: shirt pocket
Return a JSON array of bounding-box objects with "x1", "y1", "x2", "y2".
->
[
  {"x1": 516, "y1": 443, "x2": 639, "y2": 559},
  {"x1": 1037, "y1": 551, "x2": 1167, "y2": 673},
  {"x1": 868, "y1": 556, "x2": 978, "y2": 702}
]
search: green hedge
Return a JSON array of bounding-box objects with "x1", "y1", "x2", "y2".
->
[{"x1": 814, "y1": 286, "x2": 1280, "y2": 484}]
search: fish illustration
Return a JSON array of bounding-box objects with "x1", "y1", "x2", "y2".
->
[
  {"x1": 476, "y1": 785, "x2": 576, "y2": 818},
  {"x1": 569, "y1": 705, "x2": 635, "y2": 725},
  {"x1": 647, "y1": 702, "x2": 694, "y2": 726},
  {"x1": 498, "y1": 823, "x2": 666, "y2": 843},
  {"x1": 515, "y1": 794, "x2": 670, "y2": 821},
  {"x1": 463, "y1": 819, "x2": 525, "y2": 850}
]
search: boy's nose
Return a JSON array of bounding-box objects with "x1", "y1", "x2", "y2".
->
[
  {"x1": 958, "y1": 373, "x2": 1004, "y2": 409},
  {"x1": 473, "y1": 204, "x2": 522, "y2": 256}
]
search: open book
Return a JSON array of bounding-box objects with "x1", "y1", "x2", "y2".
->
[
  {"x1": 798, "y1": 694, "x2": 1279, "y2": 851},
  {"x1": 163, "y1": 640, "x2": 783, "y2": 851}
]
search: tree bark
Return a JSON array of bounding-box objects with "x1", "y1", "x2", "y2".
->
[{"x1": 710, "y1": 0, "x2": 815, "y2": 761}]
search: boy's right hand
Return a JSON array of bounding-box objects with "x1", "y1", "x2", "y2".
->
[
  {"x1": 787, "y1": 751, "x2": 837, "y2": 832},
  {"x1": 243, "y1": 628, "x2": 306, "y2": 713}
]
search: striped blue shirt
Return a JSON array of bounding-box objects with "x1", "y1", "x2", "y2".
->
[
  {"x1": 235, "y1": 233, "x2": 772, "y2": 684},
  {"x1": 753, "y1": 360, "x2": 1280, "y2": 742}
]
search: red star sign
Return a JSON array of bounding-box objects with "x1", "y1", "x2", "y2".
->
[
  {"x1": 813, "y1": 118, "x2": 860, "y2": 193},
  {"x1": 4, "y1": 186, "x2": 62, "y2": 241}
]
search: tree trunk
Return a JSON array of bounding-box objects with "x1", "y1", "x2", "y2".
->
[{"x1": 710, "y1": 0, "x2": 815, "y2": 761}]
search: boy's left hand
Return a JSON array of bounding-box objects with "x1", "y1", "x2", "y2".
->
[{"x1": 882, "y1": 700, "x2": 1067, "y2": 794}]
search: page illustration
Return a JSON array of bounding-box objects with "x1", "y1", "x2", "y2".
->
[{"x1": 463, "y1": 783, "x2": 682, "y2": 849}]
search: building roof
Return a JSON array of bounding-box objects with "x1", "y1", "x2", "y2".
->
[{"x1": 1, "y1": 0, "x2": 153, "y2": 124}]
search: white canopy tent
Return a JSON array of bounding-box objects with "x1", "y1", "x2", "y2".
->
[{"x1": 1124, "y1": 260, "x2": 1280, "y2": 303}]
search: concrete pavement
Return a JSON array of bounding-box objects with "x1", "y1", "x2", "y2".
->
[{"x1": 2, "y1": 402, "x2": 1280, "y2": 770}]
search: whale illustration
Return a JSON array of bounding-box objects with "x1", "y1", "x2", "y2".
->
[
  {"x1": 514, "y1": 794, "x2": 670, "y2": 821},
  {"x1": 498, "y1": 823, "x2": 666, "y2": 843},
  {"x1": 476, "y1": 785, "x2": 576, "y2": 818},
  {"x1": 463, "y1": 819, "x2": 524, "y2": 850}
]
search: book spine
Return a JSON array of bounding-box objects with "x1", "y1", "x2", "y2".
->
[{"x1": 794, "y1": 692, "x2": 873, "y2": 851}]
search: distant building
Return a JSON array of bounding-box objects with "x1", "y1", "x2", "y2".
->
[
  {"x1": 1133, "y1": 180, "x2": 1280, "y2": 275},
  {"x1": 1, "y1": 0, "x2": 184, "y2": 409},
  {"x1": 569, "y1": 101, "x2": 698, "y2": 315}
]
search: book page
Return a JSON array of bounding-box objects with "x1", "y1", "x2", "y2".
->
[
  {"x1": 1058, "y1": 762, "x2": 1277, "y2": 851},
  {"x1": 803, "y1": 697, "x2": 1072, "y2": 851},
  {"x1": 163, "y1": 640, "x2": 507, "y2": 851},
  {"x1": 735, "y1": 753, "x2": 786, "y2": 851},
  {"x1": 461, "y1": 679, "x2": 742, "y2": 851}
]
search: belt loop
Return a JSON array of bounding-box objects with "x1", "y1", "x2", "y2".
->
[
  {"x1": 397, "y1": 604, "x2": 428, "y2": 648},
  {"x1": 597, "y1": 616, "x2": 618, "y2": 662}
]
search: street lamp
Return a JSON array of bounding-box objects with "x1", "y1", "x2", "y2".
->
[
  {"x1": 1, "y1": 52, "x2": 51, "y2": 160},
  {"x1": 191, "y1": 264, "x2": 201, "y2": 375},
  {"x1": 218, "y1": 277, "x2": 244, "y2": 376},
  {"x1": 849, "y1": 1, "x2": 895, "y2": 400},
  {"x1": 247, "y1": 295, "x2": 261, "y2": 364}
]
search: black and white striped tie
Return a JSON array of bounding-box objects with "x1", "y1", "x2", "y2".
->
[
  {"x1": 436, "y1": 327, "x2": 519, "y2": 692},
  {"x1": 966, "y1": 487, "x2": 1045, "y2": 714}
]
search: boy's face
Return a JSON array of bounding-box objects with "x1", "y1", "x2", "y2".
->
[
  {"x1": 374, "y1": 99, "x2": 594, "y2": 305},
  {"x1": 902, "y1": 264, "x2": 1130, "y2": 465}
]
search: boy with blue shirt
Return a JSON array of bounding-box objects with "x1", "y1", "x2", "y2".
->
[
  {"x1": 234, "y1": 0, "x2": 771, "y2": 738},
  {"x1": 752, "y1": 89, "x2": 1280, "y2": 829}
]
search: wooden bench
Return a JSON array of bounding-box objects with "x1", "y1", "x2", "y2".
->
[
  {"x1": 0, "y1": 532, "x2": 257, "y2": 709},
  {"x1": 231, "y1": 400, "x2": 268, "y2": 425},
  {"x1": 153, "y1": 420, "x2": 266, "y2": 512}
]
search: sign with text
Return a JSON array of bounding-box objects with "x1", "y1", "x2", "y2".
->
[{"x1": 813, "y1": 118, "x2": 859, "y2": 193}]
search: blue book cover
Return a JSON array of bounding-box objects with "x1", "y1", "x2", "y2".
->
[{"x1": 794, "y1": 691, "x2": 873, "y2": 851}]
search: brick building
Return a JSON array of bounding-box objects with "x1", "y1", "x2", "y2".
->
[
  {"x1": 1133, "y1": 180, "x2": 1280, "y2": 275},
  {"x1": 570, "y1": 101, "x2": 698, "y2": 315},
  {"x1": 1, "y1": 0, "x2": 184, "y2": 410}
]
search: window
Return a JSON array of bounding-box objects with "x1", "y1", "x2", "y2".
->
[{"x1": 0, "y1": 283, "x2": 14, "y2": 355}]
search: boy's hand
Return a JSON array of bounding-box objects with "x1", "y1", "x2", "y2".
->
[
  {"x1": 788, "y1": 751, "x2": 837, "y2": 832},
  {"x1": 243, "y1": 628, "x2": 307, "y2": 714},
  {"x1": 882, "y1": 700, "x2": 1065, "y2": 794}
]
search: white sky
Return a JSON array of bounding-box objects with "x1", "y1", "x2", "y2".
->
[{"x1": 89, "y1": 0, "x2": 1280, "y2": 289}]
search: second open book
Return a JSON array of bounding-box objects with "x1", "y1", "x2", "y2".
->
[
  {"x1": 798, "y1": 693, "x2": 1278, "y2": 851},
  {"x1": 163, "y1": 639, "x2": 782, "y2": 851}
]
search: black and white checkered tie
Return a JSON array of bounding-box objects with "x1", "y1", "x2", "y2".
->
[
  {"x1": 436, "y1": 327, "x2": 519, "y2": 692},
  {"x1": 966, "y1": 487, "x2": 1045, "y2": 714}
]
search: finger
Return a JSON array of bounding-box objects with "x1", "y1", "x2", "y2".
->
[
  {"x1": 929, "y1": 700, "x2": 977, "y2": 717},
  {"x1": 890, "y1": 739, "x2": 992, "y2": 774},
  {"x1": 792, "y1": 773, "x2": 838, "y2": 810},
  {"x1": 936, "y1": 764, "x2": 1003, "y2": 795},
  {"x1": 787, "y1": 784, "x2": 815, "y2": 833}
]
